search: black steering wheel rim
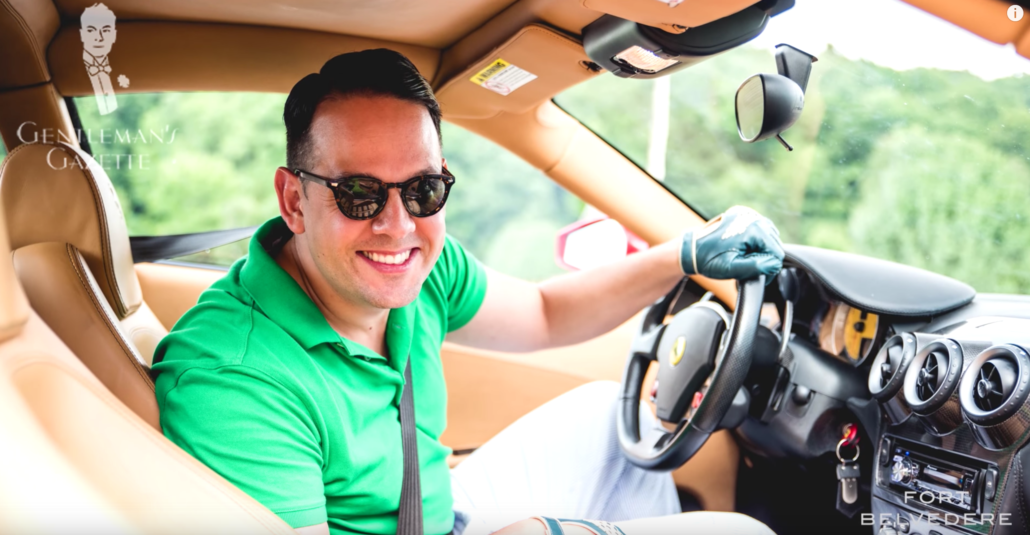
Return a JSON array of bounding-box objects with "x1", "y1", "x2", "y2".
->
[{"x1": 617, "y1": 276, "x2": 765, "y2": 471}]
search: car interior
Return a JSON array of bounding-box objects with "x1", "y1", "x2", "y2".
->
[{"x1": 2, "y1": 0, "x2": 1030, "y2": 534}]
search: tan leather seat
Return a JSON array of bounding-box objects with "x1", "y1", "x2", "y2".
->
[
  {"x1": 0, "y1": 199, "x2": 293, "y2": 534},
  {"x1": 0, "y1": 142, "x2": 167, "y2": 429}
]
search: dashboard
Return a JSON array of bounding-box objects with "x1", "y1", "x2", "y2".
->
[{"x1": 728, "y1": 244, "x2": 1030, "y2": 535}]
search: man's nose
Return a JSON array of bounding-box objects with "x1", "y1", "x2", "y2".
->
[{"x1": 370, "y1": 188, "x2": 415, "y2": 239}]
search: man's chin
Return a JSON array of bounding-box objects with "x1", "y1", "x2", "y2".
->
[{"x1": 360, "y1": 286, "x2": 422, "y2": 310}]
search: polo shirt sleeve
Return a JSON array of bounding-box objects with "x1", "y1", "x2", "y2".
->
[
  {"x1": 160, "y1": 365, "x2": 327, "y2": 528},
  {"x1": 439, "y1": 234, "x2": 488, "y2": 332}
]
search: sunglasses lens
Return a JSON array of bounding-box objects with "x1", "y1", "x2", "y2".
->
[
  {"x1": 338, "y1": 177, "x2": 385, "y2": 219},
  {"x1": 403, "y1": 177, "x2": 448, "y2": 216}
]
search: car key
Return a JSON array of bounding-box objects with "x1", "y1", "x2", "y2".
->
[{"x1": 836, "y1": 438, "x2": 860, "y2": 505}]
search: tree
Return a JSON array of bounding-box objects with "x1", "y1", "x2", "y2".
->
[{"x1": 850, "y1": 126, "x2": 1030, "y2": 293}]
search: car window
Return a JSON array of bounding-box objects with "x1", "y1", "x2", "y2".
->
[
  {"x1": 72, "y1": 92, "x2": 581, "y2": 277},
  {"x1": 556, "y1": 0, "x2": 1030, "y2": 294},
  {"x1": 441, "y1": 122, "x2": 582, "y2": 281},
  {"x1": 73, "y1": 92, "x2": 286, "y2": 235}
]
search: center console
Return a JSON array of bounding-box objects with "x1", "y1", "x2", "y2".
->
[{"x1": 868, "y1": 318, "x2": 1030, "y2": 535}]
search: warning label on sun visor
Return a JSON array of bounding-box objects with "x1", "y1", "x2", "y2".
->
[{"x1": 470, "y1": 59, "x2": 538, "y2": 96}]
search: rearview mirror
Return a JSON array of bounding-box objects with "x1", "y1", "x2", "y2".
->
[
  {"x1": 735, "y1": 44, "x2": 816, "y2": 151},
  {"x1": 735, "y1": 73, "x2": 804, "y2": 148}
]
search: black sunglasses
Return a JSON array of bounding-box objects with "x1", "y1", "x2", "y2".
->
[{"x1": 292, "y1": 168, "x2": 455, "y2": 220}]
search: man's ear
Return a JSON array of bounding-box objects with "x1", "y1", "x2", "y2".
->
[
  {"x1": 275, "y1": 167, "x2": 306, "y2": 235},
  {"x1": 441, "y1": 157, "x2": 448, "y2": 171}
]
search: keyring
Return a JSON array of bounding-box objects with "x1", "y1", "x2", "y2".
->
[{"x1": 836, "y1": 438, "x2": 860, "y2": 462}]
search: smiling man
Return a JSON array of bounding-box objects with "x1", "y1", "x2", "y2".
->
[{"x1": 152, "y1": 50, "x2": 782, "y2": 535}]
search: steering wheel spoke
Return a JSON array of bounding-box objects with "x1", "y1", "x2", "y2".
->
[{"x1": 630, "y1": 321, "x2": 666, "y2": 360}]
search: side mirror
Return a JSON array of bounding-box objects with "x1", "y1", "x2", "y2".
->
[
  {"x1": 735, "y1": 44, "x2": 816, "y2": 151},
  {"x1": 555, "y1": 218, "x2": 649, "y2": 271}
]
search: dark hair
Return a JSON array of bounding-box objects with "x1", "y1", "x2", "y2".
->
[{"x1": 284, "y1": 49, "x2": 442, "y2": 170}]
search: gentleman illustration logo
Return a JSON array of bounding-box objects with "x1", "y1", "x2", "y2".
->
[{"x1": 80, "y1": 3, "x2": 127, "y2": 115}]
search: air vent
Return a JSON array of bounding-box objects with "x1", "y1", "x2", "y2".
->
[
  {"x1": 917, "y1": 352, "x2": 941, "y2": 400},
  {"x1": 903, "y1": 340, "x2": 962, "y2": 416},
  {"x1": 973, "y1": 360, "x2": 1017, "y2": 411},
  {"x1": 868, "y1": 333, "x2": 917, "y2": 401},
  {"x1": 960, "y1": 344, "x2": 1030, "y2": 427}
]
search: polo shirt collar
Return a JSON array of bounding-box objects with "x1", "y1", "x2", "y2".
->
[{"x1": 240, "y1": 217, "x2": 416, "y2": 371}]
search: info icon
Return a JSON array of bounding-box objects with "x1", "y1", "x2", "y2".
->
[{"x1": 1010, "y1": 4, "x2": 1024, "y2": 22}]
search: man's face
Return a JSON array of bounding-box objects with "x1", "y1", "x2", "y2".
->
[
  {"x1": 80, "y1": 17, "x2": 116, "y2": 58},
  {"x1": 296, "y1": 95, "x2": 445, "y2": 310}
]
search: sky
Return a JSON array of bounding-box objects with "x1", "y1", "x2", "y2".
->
[{"x1": 748, "y1": 0, "x2": 1030, "y2": 80}]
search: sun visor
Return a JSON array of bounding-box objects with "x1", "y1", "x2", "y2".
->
[
  {"x1": 582, "y1": 0, "x2": 761, "y2": 33},
  {"x1": 436, "y1": 24, "x2": 600, "y2": 120}
]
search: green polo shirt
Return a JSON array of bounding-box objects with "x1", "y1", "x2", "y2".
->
[{"x1": 152, "y1": 216, "x2": 487, "y2": 535}]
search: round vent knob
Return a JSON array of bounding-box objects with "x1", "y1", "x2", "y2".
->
[
  {"x1": 903, "y1": 339, "x2": 962, "y2": 415},
  {"x1": 960, "y1": 344, "x2": 1030, "y2": 427},
  {"x1": 868, "y1": 333, "x2": 917, "y2": 401}
]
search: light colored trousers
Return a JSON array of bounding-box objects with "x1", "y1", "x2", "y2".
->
[{"x1": 450, "y1": 381, "x2": 775, "y2": 535}]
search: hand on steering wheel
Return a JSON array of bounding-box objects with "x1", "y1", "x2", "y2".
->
[
  {"x1": 680, "y1": 205, "x2": 784, "y2": 282},
  {"x1": 618, "y1": 206, "x2": 782, "y2": 470}
]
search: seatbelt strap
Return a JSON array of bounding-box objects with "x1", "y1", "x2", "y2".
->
[
  {"x1": 397, "y1": 357, "x2": 424, "y2": 535},
  {"x1": 128, "y1": 226, "x2": 258, "y2": 263}
]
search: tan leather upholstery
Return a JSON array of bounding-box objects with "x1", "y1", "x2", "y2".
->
[
  {"x1": 13, "y1": 242, "x2": 160, "y2": 429},
  {"x1": 54, "y1": 0, "x2": 512, "y2": 48},
  {"x1": 0, "y1": 206, "x2": 293, "y2": 534},
  {"x1": 135, "y1": 262, "x2": 225, "y2": 330},
  {"x1": 904, "y1": 0, "x2": 1030, "y2": 45},
  {"x1": 436, "y1": 24, "x2": 600, "y2": 120},
  {"x1": 0, "y1": 205, "x2": 29, "y2": 344},
  {"x1": 49, "y1": 21, "x2": 441, "y2": 97},
  {"x1": 0, "y1": 0, "x2": 60, "y2": 90},
  {"x1": 1, "y1": 142, "x2": 141, "y2": 318},
  {"x1": 0, "y1": 83, "x2": 77, "y2": 152},
  {"x1": 0, "y1": 141, "x2": 169, "y2": 427},
  {"x1": 584, "y1": 0, "x2": 758, "y2": 33}
]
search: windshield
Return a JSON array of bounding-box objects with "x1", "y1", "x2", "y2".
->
[{"x1": 556, "y1": 0, "x2": 1030, "y2": 294}]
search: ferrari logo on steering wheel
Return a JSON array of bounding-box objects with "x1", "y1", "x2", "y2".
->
[{"x1": 670, "y1": 336, "x2": 686, "y2": 366}]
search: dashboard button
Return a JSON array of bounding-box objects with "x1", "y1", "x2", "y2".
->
[
  {"x1": 880, "y1": 437, "x2": 892, "y2": 466},
  {"x1": 791, "y1": 385, "x2": 812, "y2": 405}
]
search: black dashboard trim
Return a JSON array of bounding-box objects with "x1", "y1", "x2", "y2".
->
[{"x1": 784, "y1": 244, "x2": 976, "y2": 318}]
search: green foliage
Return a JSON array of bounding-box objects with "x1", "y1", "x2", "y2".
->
[
  {"x1": 557, "y1": 46, "x2": 1030, "y2": 294},
  {"x1": 441, "y1": 122, "x2": 582, "y2": 281},
  {"x1": 850, "y1": 126, "x2": 1030, "y2": 292},
  {"x1": 74, "y1": 92, "x2": 287, "y2": 235}
]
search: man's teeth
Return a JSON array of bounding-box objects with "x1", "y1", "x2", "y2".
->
[{"x1": 361, "y1": 250, "x2": 411, "y2": 265}]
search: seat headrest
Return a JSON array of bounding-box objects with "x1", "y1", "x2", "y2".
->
[
  {"x1": 0, "y1": 200, "x2": 30, "y2": 343},
  {"x1": 0, "y1": 142, "x2": 142, "y2": 318}
]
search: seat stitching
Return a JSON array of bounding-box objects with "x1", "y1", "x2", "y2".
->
[
  {"x1": 65, "y1": 144, "x2": 128, "y2": 318},
  {"x1": 65, "y1": 243, "x2": 154, "y2": 391}
]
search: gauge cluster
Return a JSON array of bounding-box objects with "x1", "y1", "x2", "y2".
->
[{"x1": 816, "y1": 301, "x2": 882, "y2": 366}]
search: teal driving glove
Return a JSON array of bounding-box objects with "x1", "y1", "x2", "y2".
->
[{"x1": 680, "y1": 206, "x2": 784, "y2": 282}]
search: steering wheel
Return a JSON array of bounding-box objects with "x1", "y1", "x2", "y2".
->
[{"x1": 617, "y1": 276, "x2": 765, "y2": 470}]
